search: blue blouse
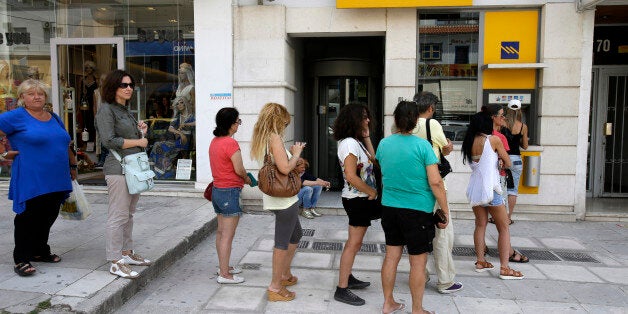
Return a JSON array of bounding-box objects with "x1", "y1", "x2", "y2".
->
[{"x1": 0, "y1": 108, "x2": 72, "y2": 214}]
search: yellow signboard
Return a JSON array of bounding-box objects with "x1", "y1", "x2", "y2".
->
[
  {"x1": 483, "y1": 10, "x2": 539, "y2": 89},
  {"x1": 337, "y1": 0, "x2": 472, "y2": 9}
]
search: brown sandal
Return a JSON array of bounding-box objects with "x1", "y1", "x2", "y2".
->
[
  {"x1": 474, "y1": 260, "x2": 494, "y2": 272},
  {"x1": 499, "y1": 266, "x2": 524, "y2": 280},
  {"x1": 280, "y1": 275, "x2": 298, "y2": 286},
  {"x1": 267, "y1": 287, "x2": 296, "y2": 302}
]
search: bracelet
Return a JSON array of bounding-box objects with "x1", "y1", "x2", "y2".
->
[{"x1": 70, "y1": 164, "x2": 78, "y2": 170}]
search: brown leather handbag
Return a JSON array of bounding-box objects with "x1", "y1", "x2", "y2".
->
[{"x1": 258, "y1": 152, "x2": 301, "y2": 197}]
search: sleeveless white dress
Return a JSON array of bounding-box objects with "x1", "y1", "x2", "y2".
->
[{"x1": 466, "y1": 135, "x2": 502, "y2": 206}]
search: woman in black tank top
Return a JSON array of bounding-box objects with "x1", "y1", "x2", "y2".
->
[{"x1": 504, "y1": 100, "x2": 529, "y2": 224}]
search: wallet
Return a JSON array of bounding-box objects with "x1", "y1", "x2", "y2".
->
[
  {"x1": 434, "y1": 208, "x2": 448, "y2": 225},
  {"x1": 247, "y1": 172, "x2": 258, "y2": 187}
]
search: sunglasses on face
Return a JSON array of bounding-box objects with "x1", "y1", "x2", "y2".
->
[{"x1": 119, "y1": 83, "x2": 135, "y2": 89}]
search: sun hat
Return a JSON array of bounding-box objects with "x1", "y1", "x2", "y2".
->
[{"x1": 508, "y1": 99, "x2": 521, "y2": 110}]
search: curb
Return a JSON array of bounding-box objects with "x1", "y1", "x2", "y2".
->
[{"x1": 66, "y1": 217, "x2": 218, "y2": 314}]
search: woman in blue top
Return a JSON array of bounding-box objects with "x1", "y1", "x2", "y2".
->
[
  {"x1": 0, "y1": 79, "x2": 77, "y2": 277},
  {"x1": 375, "y1": 100, "x2": 449, "y2": 314}
]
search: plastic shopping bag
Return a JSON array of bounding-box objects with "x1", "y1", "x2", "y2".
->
[{"x1": 60, "y1": 180, "x2": 92, "y2": 220}]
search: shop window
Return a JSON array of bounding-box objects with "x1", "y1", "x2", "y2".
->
[
  {"x1": 1, "y1": 1, "x2": 195, "y2": 182},
  {"x1": 417, "y1": 12, "x2": 479, "y2": 141}
]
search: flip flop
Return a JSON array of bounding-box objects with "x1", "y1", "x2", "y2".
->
[
  {"x1": 488, "y1": 217, "x2": 496, "y2": 224},
  {"x1": 382, "y1": 302, "x2": 406, "y2": 314},
  {"x1": 32, "y1": 254, "x2": 61, "y2": 263}
]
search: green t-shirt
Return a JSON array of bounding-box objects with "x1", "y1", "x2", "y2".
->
[{"x1": 375, "y1": 134, "x2": 439, "y2": 213}]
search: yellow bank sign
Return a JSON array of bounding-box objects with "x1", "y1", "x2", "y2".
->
[{"x1": 337, "y1": 0, "x2": 472, "y2": 8}]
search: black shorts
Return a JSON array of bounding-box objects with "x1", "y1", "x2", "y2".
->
[
  {"x1": 342, "y1": 197, "x2": 382, "y2": 227},
  {"x1": 381, "y1": 206, "x2": 435, "y2": 255}
]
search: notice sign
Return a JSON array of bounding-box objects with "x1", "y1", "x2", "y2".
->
[{"x1": 175, "y1": 159, "x2": 193, "y2": 180}]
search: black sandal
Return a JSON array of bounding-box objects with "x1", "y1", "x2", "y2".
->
[
  {"x1": 14, "y1": 262, "x2": 36, "y2": 276},
  {"x1": 32, "y1": 254, "x2": 61, "y2": 263},
  {"x1": 509, "y1": 250, "x2": 529, "y2": 263}
]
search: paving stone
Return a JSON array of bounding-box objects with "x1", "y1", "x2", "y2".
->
[
  {"x1": 292, "y1": 252, "x2": 334, "y2": 269},
  {"x1": 0, "y1": 266, "x2": 91, "y2": 294},
  {"x1": 588, "y1": 266, "x2": 628, "y2": 284},
  {"x1": 539, "y1": 237, "x2": 587, "y2": 250},
  {"x1": 505, "y1": 279, "x2": 577, "y2": 303},
  {"x1": 56, "y1": 270, "x2": 116, "y2": 297},
  {"x1": 510, "y1": 236, "x2": 540, "y2": 248},
  {"x1": 564, "y1": 282, "x2": 628, "y2": 307},
  {"x1": 536, "y1": 264, "x2": 603, "y2": 283},
  {"x1": 333, "y1": 254, "x2": 383, "y2": 271},
  {"x1": 516, "y1": 300, "x2": 587, "y2": 313},
  {"x1": 454, "y1": 296, "x2": 522, "y2": 313},
  {"x1": 265, "y1": 288, "x2": 331, "y2": 313},
  {"x1": 240, "y1": 250, "x2": 273, "y2": 267},
  {"x1": 256, "y1": 238, "x2": 275, "y2": 251},
  {"x1": 206, "y1": 286, "x2": 266, "y2": 311}
]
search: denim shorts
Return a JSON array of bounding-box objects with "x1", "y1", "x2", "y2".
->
[
  {"x1": 212, "y1": 187, "x2": 242, "y2": 217},
  {"x1": 480, "y1": 191, "x2": 504, "y2": 207},
  {"x1": 507, "y1": 155, "x2": 523, "y2": 196}
]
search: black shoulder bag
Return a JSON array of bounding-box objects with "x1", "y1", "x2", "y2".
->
[{"x1": 426, "y1": 118, "x2": 452, "y2": 178}]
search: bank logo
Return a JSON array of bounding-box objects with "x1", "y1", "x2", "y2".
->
[{"x1": 501, "y1": 41, "x2": 519, "y2": 59}]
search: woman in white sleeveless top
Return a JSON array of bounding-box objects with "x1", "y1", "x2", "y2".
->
[{"x1": 462, "y1": 112, "x2": 523, "y2": 280}]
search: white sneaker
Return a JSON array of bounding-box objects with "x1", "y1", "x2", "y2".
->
[
  {"x1": 110, "y1": 260, "x2": 139, "y2": 279},
  {"x1": 122, "y1": 251, "x2": 152, "y2": 266},
  {"x1": 217, "y1": 275, "x2": 245, "y2": 284},
  {"x1": 216, "y1": 266, "x2": 242, "y2": 276},
  {"x1": 301, "y1": 209, "x2": 314, "y2": 219},
  {"x1": 310, "y1": 208, "x2": 323, "y2": 217}
]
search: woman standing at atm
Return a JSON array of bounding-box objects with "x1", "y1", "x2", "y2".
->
[{"x1": 503, "y1": 99, "x2": 529, "y2": 224}]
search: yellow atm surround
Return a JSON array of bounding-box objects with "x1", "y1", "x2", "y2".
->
[
  {"x1": 519, "y1": 151, "x2": 540, "y2": 194},
  {"x1": 483, "y1": 10, "x2": 540, "y2": 90}
]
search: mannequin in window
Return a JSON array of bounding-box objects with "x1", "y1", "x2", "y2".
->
[
  {"x1": 150, "y1": 96, "x2": 196, "y2": 179},
  {"x1": 0, "y1": 60, "x2": 16, "y2": 112},
  {"x1": 94, "y1": 73, "x2": 109, "y2": 167},
  {"x1": 79, "y1": 61, "x2": 98, "y2": 146},
  {"x1": 175, "y1": 63, "x2": 194, "y2": 110}
]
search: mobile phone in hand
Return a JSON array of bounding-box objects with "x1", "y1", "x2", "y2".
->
[{"x1": 247, "y1": 172, "x2": 258, "y2": 187}]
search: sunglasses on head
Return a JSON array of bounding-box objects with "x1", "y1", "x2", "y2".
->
[{"x1": 119, "y1": 83, "x2": 135, "y2": 89}]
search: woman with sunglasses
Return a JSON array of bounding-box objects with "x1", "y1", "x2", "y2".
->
[
  {"x1": 209, "y1": 107, "x2": 252, "y2": 284},
  {"x1": 95, "y1": 70, "x2": 151, "y2": 279}
]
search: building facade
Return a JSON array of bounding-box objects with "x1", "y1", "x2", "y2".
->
[{"x1": 1, "y1": 0, "x2": 626, "y2": 220}]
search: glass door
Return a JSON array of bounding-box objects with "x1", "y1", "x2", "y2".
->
[
  {"x1": 317, "y1": 77, "x2": 369, "y2": 189},
  {"x1": 51, "y1": 37, "x2": 124, "y2": 174}
]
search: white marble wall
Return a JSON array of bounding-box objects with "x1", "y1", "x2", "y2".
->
[{"x1": 217, "y1": 2, "x2": 595, "y2": 216}]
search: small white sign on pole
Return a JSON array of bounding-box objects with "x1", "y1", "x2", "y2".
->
[{"x1": 175, "y1": 159, "x2": 193, "y2": 180}]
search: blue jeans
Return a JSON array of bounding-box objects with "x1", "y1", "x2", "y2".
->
[{"x1": 297, "y1": 185, "x2": 322, "y2": 209}]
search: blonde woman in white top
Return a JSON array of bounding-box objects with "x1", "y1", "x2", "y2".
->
[{"x1": 251, "y1": 102, "x2": 305, "y2": 302}]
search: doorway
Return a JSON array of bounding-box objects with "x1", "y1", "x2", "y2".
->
[
  {"x1": 51, "y1": 37, "x2": 125, "y2": 177},
  {"x1": 318, "y1": 76, "x2": 370, "y2": 189},
  {"x1": 589, "y1": 66, "x2": 628, "y2": 197}
]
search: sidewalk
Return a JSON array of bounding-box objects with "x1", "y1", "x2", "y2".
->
[
  {"x1": 117, "y1": 211, "x2": 628, "y2": 313},
  {"x1": 0, "y1": 191, "x2": 214, "y2": 314},
  {"x1": 0, "y1": 188, "x2": 627, "y2": 313}
]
